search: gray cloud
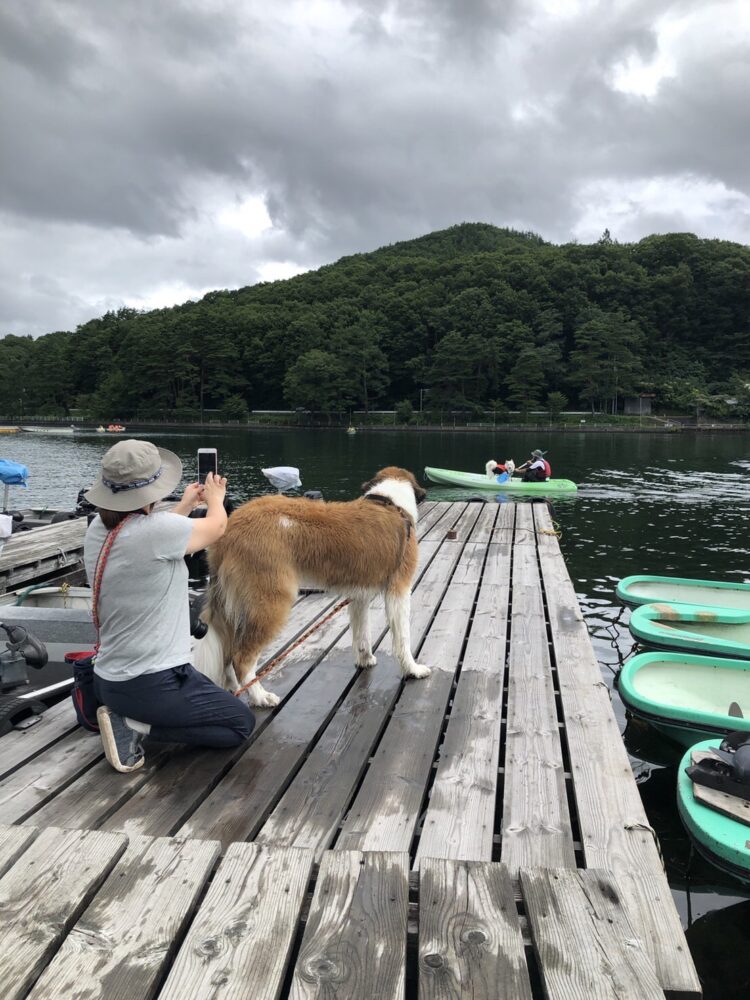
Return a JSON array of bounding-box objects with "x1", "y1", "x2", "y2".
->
[{"x1": 1, "y1": 0, "x2": 748, "y2": 336}]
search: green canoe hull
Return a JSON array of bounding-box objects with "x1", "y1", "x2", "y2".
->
[
  {"x1": 617, "y1": 651, "x2": 750, "y2": 747},
  {"x1": 629, "y1": 602, "x2": 750, "y2": 659},
  {"x1": 677, "y1": 739, "x2": 750, "y2": 884},
  {"x1": 424, "y1": 467, "x2": 578, "y2": 493},
  {"x1": 617, "y1": 575, "x2": 750, "y2": 611}
]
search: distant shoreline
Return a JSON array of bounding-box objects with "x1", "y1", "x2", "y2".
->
[{"x1": 4, "y1": 421, "x2": 749, "y2": 435}]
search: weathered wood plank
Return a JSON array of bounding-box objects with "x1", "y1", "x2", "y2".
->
[
  {"x1": 416, "y1": 515, "x2": 512, "y2": 863},
  {"x1": 616, "y1": 870, "x2": 702, "y2": 1000},
  {"x1": 28, "y1": 835, "x2": 220, "y2": 1000},
  {"x1": 160, "y1": 843, "x2": 314, "y2": 1000},
  {"x1": 521, "y1": 867, "x2": 665, "y2": 999},
  {"x1": 0, "y1": 699, "x2": 79, "y2": 781},
  {"x1": 534, "y1": 504, "x2": 702, "y2": 998},
  {"x1": 22, "y1": 748, "x2": 172, "y2": 831},
  {"x1": 181, "y1": 535, "x2": 468, "y2": 848},
  {"x1": 0, "y1": 729, "x2": 102, "y2": 824},
  {"x1": 0, "y1": 823, "x2": 39, "y2": 878},
  {"x1": 290, "y1": 850, "x2": 408, "y2": 1000},
  {"x1": 0, "y1": 520, "x2": 87, "y2": 592},
  {"x1": 335, "y1": 540, "x2": 483, "y2": 854},
  {"x1": 0, "y1": 826, "x2": 128, "y2": 999},
  {"x1": 466, "y1": 502, "x2": 498, "y2": 543},
  {"x1": 501, "y1": 504, "x2": 575, "y2": 873},
  {"x1": 418, "y1": 857, "x2": 532, "y2": 1000}
]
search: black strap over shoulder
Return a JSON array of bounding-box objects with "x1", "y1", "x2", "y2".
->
[{"x1": 364, "y1": 493, "x2": 413, "y2": 540}]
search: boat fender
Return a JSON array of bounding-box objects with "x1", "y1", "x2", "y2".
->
[
  {"x1": 0, "y1": 695, "x2": 46, "y2": 737},
  {"x1": 687, "y1": 742, "x2": 750, "y2": 799}
]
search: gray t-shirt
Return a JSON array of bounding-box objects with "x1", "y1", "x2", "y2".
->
[{"x1": 84, "y1": 511, "x2": 193, "y2": 681}]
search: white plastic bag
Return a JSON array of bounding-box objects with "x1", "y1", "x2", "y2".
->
[{"x1": 261, "y1": 466, "x2": 301, "y2": 492}]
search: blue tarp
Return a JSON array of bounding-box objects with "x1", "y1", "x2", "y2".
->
[{"x1": 0, "y1": 459, "x2": 28, "y2": 486}]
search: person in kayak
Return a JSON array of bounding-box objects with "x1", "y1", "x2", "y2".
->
[{"x1": 515, "y1": 449, "x2": 551, "y2": 482}]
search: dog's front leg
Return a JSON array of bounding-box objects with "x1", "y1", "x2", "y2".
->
[
  {"x1": 233, "y1": 657, "x2": 280, "y2": 708},
  {"x1": 385, "y1": 588, "x2": 430, "y2": 679},
  {"x1": 349, "y1": 597, "x2": 376, "y2": 668}
]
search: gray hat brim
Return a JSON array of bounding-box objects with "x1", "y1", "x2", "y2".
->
[{"x1": 84, "y1": 446, "x2": 183, "y2": 512}]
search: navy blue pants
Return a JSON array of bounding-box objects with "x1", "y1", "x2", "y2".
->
[{"x1": 94, "y1": 663, "x2": 255, "y2": 748}]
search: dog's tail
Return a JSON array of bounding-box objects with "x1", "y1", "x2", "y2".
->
[
  {"x1": 485, "y1": 459, "x2": 497, "y2": 480},
  {"x1": 192, "y1": 575, "x2": 236, "y2": 687}
]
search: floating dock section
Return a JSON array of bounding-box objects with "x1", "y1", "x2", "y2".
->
[{"x1": 0, "y1": 501, "x2": 700, "y2": 997}]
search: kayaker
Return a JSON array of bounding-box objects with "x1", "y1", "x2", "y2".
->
[{"x1": 516, "y1": 449, "x2": 551, "y2": 482}]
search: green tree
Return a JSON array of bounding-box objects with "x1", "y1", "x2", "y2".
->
[{"x1": 283, "y1": 350, "x2": 349, "y2": 417}]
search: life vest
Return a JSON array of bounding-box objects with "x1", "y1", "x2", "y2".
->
[{"x1": 543, "y1": 459, "x2": 552, "y2": 478}]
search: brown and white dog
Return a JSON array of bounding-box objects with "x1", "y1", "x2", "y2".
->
[{"x1": 193, "y1": 467, "x2": 430, "y2": 706}]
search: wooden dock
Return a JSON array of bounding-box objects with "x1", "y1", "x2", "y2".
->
[
  {"x1": 0, "y1": 501, "x2": 701, "y2": 998},
  {"x1": 0, "y1": 519, "x2": 86, "y2": 594}
]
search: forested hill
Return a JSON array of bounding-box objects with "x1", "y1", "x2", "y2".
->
[{"x1": 2, "y1": 222, "x2": 750, "y2": 421}]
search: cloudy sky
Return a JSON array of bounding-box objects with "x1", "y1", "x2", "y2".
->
[{"x1": 2, "y1": 0, "x2": 749, "y2": 337}]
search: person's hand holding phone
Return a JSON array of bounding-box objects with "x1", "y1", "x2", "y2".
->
[{"x1": 203, "y1": 471, "x2": 227, "y2": 507}]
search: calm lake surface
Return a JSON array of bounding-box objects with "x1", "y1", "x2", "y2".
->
[{"x1": 3, "y1": 426, "x2": 750, "y2": 994}]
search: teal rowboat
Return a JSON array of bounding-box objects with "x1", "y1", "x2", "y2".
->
[
  {"x1": 617, "y1": 575, "x2": 750, "y2": 611},
  {"x1": 424, "y1": 467, "x2": 578, "y2": 494},
  {"x1": 629, "y1": 603, "x2": 750, "y2": 659},
  {"x1": 677, "y1": 739, "x2": 750, "y2": 884},
  {"x1": 618, "y1": 651, "x2": 750, "y2": 746}
]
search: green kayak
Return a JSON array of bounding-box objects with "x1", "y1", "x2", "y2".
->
[
  {"x1": 618, "y1": 651, "x2": 750, "y2": 746},
  {"x1": 617, "y1": 575, "x2": 750, "y2": 611},
  {"x1": 424, "y1": 467, "x2": 578, "y2": 494},
  {"x1": 677, "y1": 739, "x2": 750, "y2": 884},
  {"x1": 629, "y1": 603, "x2": 750, "y2": 659}
]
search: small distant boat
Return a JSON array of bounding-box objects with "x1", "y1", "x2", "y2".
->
[
  {"x1": 106, "y1": 424, "x2": 126, "y2": 433},
  {"x1": 629, "y1": 603, "x2": 750, "y2": 659},
  {"x1": 0, "y1": 426, "x2": 19, "y2": 434},
  {"x1": 677, "y1": 739, "x2": 750, "y2": 884},
  {"x1": 618, "y1": 650, "x2": 750, "y2": 746},
  {"x1": 20, "y1": 425, "x2": 76, "y2": 436},
  {"x1": 617, "y1": 575, "x2": 750, "y2": 612},
  {"x1": 424, "y1": 466, "x2": 578, "y2": 494},
  {"x1": 346, "y1": 426, "x2": 357, "y2": 435}
]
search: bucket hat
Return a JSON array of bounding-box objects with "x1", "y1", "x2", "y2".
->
[
  {"x1": 84, "y1": 440, "x2": 182, "y2": 512},
  {"x1": 531, "y1": 449, "x2": 548, "y2": 459}
]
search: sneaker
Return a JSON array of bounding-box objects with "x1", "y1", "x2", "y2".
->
[{"x1": 97, "y1": 706, "x2": 146, "y2": 773}]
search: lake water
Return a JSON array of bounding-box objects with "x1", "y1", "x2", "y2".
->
[{"x1": 3, "y1": 426, "x2": 750, "y2": 994}]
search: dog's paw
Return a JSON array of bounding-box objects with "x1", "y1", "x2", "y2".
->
[
  {"x1": 356, "y1": 652, "x2": 377, "y2": 669},
  {"x1": 247, "y1": 686, "x2": 281, "y2": 708},
  {"x1": 404, "y1": 662, "x2": 431, "y2": 679}
]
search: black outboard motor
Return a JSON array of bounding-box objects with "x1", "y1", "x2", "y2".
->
[{"x1": 0, "y1": 622, "x2": 48, "y2": 689}]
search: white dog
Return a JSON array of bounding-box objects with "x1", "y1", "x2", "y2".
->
[{"x1": 485, "y1": 459, "x2": 515, "y2": 480}]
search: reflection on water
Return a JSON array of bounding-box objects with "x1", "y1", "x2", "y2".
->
[{"x1": 3, "y1": 427, "x2": 750, "y2": 985}]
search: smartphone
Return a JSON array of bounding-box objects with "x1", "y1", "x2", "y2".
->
[{"x1": 197, "y1": 448, "x2": 218, "y2": 484}]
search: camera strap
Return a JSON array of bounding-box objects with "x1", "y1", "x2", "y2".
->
[{"x1": 91, "y1": 514, "x2": 135, "y2": 652}]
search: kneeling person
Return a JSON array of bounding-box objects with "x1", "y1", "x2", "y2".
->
[{"x1": 83, "y1": 440, "x2": 255, "y2": 773}]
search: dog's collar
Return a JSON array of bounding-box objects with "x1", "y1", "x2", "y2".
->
[{"x1": 364, "y1": 493, "x2": 413, "y2": 539}]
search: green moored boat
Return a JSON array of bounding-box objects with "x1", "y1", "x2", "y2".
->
[
  {"x1": 629, "y1": 603, "x2": 750, "y2": 659},
  {"x1": 677, "y1": 739, "x2": 750, "y2": 884},
  {"x1": 617, "y1": 575, "x2": 750, "y2": 611},
  {"x1": 617, "y1": 651, "x2": 750, "y2": 746},
  {"x1": 424, "y1": 467, "x2": 578, "y2": 494}
]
